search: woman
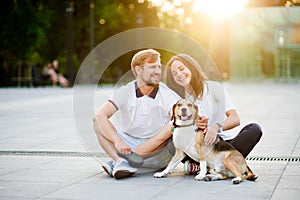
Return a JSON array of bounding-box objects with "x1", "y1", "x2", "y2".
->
[
  {"x1": 165, "y1": 54, "x2": 262, "y2": 174},
  {"x1": 52, "y1": 60, "x2": 69, "y2": 88},
  {"x1": 43, "y1": 60, "x2": 69, "y2": 88},
  {"x1": 43, "y1": 62, "x2": 58, "y2": 87}
]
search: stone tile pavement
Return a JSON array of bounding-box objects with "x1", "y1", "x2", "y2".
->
[{"x1": 0, "y1": 81, "x2": 299, "y2": 199}]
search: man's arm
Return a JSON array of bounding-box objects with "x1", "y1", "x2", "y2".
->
[
  {"x1": 93, "y1": 101, "x2": 131, "y2": 154},
  {"x1": 133, "y1": 123, "x2": 173, "y2": 156}
]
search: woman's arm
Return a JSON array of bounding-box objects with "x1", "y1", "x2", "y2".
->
[
  {"x1": 222, "y1": 109, "x2": 240, "y2": 131},
  {"x1": 204, "y1": 109, "x2": 240, "y2": 145}
]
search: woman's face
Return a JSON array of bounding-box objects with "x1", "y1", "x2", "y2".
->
[{"x1": 170, "y1": 59, "x2": 191, "y2": 88}]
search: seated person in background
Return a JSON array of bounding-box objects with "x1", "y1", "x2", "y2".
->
[
  {"x1": 43, "y1": 62, "x2": 58, "y2": 87},
  {"x1": 52, "y1": 60, "x2": 69, "y2": 88},
  {"x1": 43, "y1": 60, "x2": 69, "y2": 88}
]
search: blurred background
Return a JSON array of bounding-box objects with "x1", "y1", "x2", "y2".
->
[{"x1": 0, "y1": 0, "x2": 299, "y2": 87}]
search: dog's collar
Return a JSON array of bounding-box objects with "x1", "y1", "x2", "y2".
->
[
  {"x1": 172, "y1": 122, "x2": 205, "y2": 133},
  {"x1": 174, "y1": 122, "x2": 195, "y2": 128},
  {"x1": 172, "y1": 122, "x2": 195, "y2": 132}
]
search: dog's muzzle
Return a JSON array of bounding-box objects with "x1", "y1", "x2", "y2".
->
[{"x1": 178, "y1": 108, "x2": 193, "y2": 121}]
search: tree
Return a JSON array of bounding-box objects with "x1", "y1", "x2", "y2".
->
[
  {"x1": 0, "y1": 0, "x2": 160, "y2": 86},
  {"x1": 0, "y1": 0, "x2": 51, "y2": 86}
]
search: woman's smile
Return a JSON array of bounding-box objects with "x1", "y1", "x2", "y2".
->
[{"x1": 170, "y1": 60, "x2": 191, "y2": 87}]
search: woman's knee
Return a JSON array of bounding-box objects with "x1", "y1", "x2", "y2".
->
[{"x1": 246, "y1": 123, "x2": 263, "y2": 141}]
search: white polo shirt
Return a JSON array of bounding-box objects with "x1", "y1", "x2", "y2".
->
[{"x1": 109, "y1": 81, "x2": 180, "y2": 138}]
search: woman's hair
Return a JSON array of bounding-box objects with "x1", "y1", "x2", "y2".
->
[
  {"x1": 165, "y1": 54, "x2": 208, "y2": 99},
  {"x1": 131, "y1": 49, "x2": 160, "y2": 77}
]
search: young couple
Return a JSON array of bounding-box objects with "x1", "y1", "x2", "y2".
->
[{"x1": 93, "y1": 49, "x2": 262, "y2": 179}]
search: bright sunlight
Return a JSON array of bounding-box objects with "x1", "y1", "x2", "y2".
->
[
  {"x1": 192, "y1": 0, "x2": 249, "y2": 19},
  {"x1": 147, "y1": 0, "x2": 249, "y2": 20}
]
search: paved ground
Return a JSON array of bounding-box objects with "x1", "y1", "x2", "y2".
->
[{"x1": 0, "y1": 81, "x2": 299, "y2": 200}]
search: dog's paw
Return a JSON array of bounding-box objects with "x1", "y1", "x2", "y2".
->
[
  {"x1": 194, "y1": 174, "x2": 206, "y2": 181},
  {"x1": 204, "y1": 175, "x2": 212, "y2": 181},
  {"x1": 232, "y1": 177, "x2": 242, "y2": 184},
  {"x1": 153, "y1": 172, "x2": 167, "y2": 178}
]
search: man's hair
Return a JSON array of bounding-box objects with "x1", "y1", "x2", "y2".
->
[{"x1": 131, "y1": 49, "x2": 160, "y2": 77}]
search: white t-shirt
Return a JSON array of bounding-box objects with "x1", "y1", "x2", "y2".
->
[
  {"x1": 185, "y1": 81, "x2": 237, "y2": 140},
  {"x1": 109, "y1": 81, "x2": 180, "y2": 138}
]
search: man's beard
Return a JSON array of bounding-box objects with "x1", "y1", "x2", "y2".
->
[
  {"x1": 142, "y1": 75, "x2": 160, "y2": 87},
  {"x1": 146, "y1": 82, "x2": 158, "y2": 87}
]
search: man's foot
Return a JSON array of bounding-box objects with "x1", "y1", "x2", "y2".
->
[
  {"x1": 117, "y1": 151, "x2": 144, "y2": 167},
  {"x1": 101, "y1": 160, "x2": 114, "y2": 177},
  {"x1": 184, "y1": 160, "x2": 200, "y2": 175},
  {"x1": 112, "y1": 158, "x2": 137, "y2": 179}
]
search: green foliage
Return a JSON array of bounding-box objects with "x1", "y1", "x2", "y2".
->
[
  {"x1": 0, "y1": 0, "x2": 51, "y2": 60},
  {"x1": 0, "y1": 0, "x2": 160, "y2": 86}
]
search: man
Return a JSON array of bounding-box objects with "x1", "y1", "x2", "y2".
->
[{"x1": 93, "y1": 49, "x2": 180, "y2": 179}]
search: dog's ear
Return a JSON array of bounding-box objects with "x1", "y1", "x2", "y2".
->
[
  {"x1": 171, "y1": 101, "x2": 179, "y2": 127},
  {"x1": 194, "y1": 105, "x2": 199, "y2": 118},
  {"x1": 194, "y1": 104, "x2": 198, "y2": 113},
  {"x1": 171, "y1": 102, "x2": 177, "y2": 121}
]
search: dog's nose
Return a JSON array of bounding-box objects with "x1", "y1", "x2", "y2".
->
[{"x1": 181, "y1": 108, "x2": 187, "y2": 113}]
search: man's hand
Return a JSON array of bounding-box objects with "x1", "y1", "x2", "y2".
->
[{"x1": 115, "y1": 138, "x2": 131, "y2": 154}]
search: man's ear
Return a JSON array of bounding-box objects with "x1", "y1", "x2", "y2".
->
[{"x1": 135, "y1": 65, "x2": 142, "y2": 76}]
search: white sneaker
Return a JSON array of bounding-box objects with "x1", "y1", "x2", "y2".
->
[
  {"x1": 112, "y1": 158, "x2": 137, "y2": 179},
  {"x1": 101, "y1": 160, "x2": 114, "y2": 177}
]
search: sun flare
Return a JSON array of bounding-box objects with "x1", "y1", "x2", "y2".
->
[
  {"x1": 147, "y1": 0, "x2": 249, "y2": 20},
  {"x1": 192, "y1": 0, "x2": 249, "y2": 19}
]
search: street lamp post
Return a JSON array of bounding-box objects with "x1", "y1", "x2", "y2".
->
[
  {"x1": 66, "y1": 1, "x2": 75, "y2": 85},
  {"x1": 89, "y1": 0, "x2": 96, "y2": 83},
  {"x1": 90, "y1": 0, "x2": 95, "y2": 51}
]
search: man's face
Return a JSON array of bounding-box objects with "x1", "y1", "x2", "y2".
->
[{"x1": 138, "y1": 58, "x2": 162, "y2": 86}]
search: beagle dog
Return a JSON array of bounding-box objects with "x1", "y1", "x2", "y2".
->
[{"x1": 154, "y1": 99, "x2": 257, "y2": 184}]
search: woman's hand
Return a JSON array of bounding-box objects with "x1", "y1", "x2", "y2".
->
[
  {"x1": 204, "y1": 124, "x2": 219, "y2": 145},
  {"x1": 195, "y1": 116, "x2": 208, "y2": 130}
]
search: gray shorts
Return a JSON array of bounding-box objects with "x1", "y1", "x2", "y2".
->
[{"x1": 117, "y1": 129, "x2": 174, "y2": 169}]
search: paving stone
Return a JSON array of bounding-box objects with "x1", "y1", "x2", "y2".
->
[{"x1": 0, "y1": 82, "x2": 299, "y2": 199}]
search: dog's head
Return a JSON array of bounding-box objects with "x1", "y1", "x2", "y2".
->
[{"x1": 172, "y1": 99, "x2": 198, "y2": 127}]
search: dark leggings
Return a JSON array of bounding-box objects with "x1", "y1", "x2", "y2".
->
[
  {"x1": 182, "y1": 123, "x2": 263, "y2": 163},
  {"x1": 226, "y1": 123, "x2": 262, "y2": 158}
]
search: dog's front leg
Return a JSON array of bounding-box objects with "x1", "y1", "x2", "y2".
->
[
  {"x1": 194, "y1": 131, "x2": 208, "y2": 181},
  {"x1": 195, "y1": 160, "x2": 207, "y2": 181},
  {"x1": 154, "y1": 149, "x2": 185, "y2": 178}
]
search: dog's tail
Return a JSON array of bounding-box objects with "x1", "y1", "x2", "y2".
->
[{"x1": 244, "y1": 165, "x2": 258, "y2": 181}]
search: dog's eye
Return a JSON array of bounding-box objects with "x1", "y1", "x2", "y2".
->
[
  {"x1": 177, "y1": 103, "x2": 182, "y2": 107},
  {"x1": 187, "y1": 103, "x2": 193, "y2": 107}
]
